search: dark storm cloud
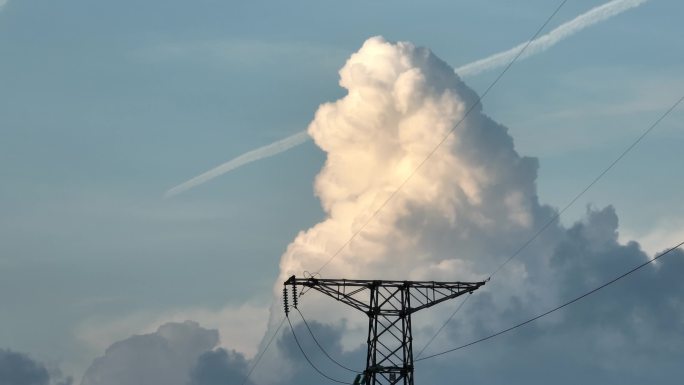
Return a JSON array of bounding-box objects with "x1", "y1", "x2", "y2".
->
[
  {"x1": 276, "y1": 319, "x2": 365, "y2": 385},
  {"x1": 421, "y1": 205, "x2": 684, "y2": 385},
  {"x1": 0, "y1": 349, "x2": 49, "y2": 385},
  {"x1": 187, "y1": 348, "x2": 251, "y2": 385},
  {"x1": 0, "y1": 349, "x2": 72, "y2": 385},
  {"x1": 245, "y1": 207, "x2": 678, "y2": 385},
  {"x1": 79, "y1": 320, "x2": 258, "y2": 385},
  {"x1": 76, "y1": 237, "x2": 684, "y2": 385},
  {"x1": 246, "y1": 206, "x2": 684, "y2": 385}
]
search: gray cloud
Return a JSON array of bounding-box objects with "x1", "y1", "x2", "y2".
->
[
  {"x1": 271, "y1": 214, "x2": 684, "y2": 385},
  {"x1": 548, "y1": 206, "x2": 684, "y2": 339},
  {"x1": 187, "y1": 349, "x2": 251, "y2": 385},
  {"x1": 79, "y1": 320, "x2": 255, "y2": 385},
  {"x1": 418, "y1": 206, "x2": 684, "y2": 385},
  {"x1": 0, "y1": 349, "x2": 49, "y2": 385},
  {"x1": 0, "y1": 349, "x2": 72, "y2": 385},
  {"x1": 75, "y1": 232, "x2": 684, "y2": 385},
  {"x1": 276, "y1": 319, "x2": 364, "y2": 385},
  {"x1": 80, "y1": 321, "x2": 218, "y2": 385}
]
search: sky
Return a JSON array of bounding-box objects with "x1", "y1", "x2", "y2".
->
[{"x1": 0, "y1": 1, "x2": 683, "y2": 384}]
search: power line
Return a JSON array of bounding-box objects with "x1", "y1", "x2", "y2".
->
[
  {"x1": 286, "y1": 316, "x2": 354, "y2": 385},
  {"x1": 312, "y1": 0, "x2": 571, "y2": 276},
  {"x1": 240, "y1": 317, "x2": 285, "y2": 385},
  {"x1": 488, "y1": 94, "x2": 684, "y2": 280},
  {"x1": 415, "y1": 240, "x2": 684, "y2": 362},
  {"x1": 414, "y1": 292, "x2": 471, "y2": 359},
  {"x1": 295, "y1": 307, "x2": 362, "y2": 374},
  {"x1": 416, "y1": 93, "x2": 684, "y2": 357}
]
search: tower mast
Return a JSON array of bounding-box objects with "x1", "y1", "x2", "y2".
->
[{"x1": 284, "y1": 276, "x2": 485, "y2": 385}]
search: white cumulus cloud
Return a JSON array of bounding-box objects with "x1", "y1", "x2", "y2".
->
[{"x1": 256, "y1": 35, "x2": 562, "y2": 384}]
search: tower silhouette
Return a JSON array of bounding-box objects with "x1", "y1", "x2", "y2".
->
[{"x1": 284, "y1": 275, "x2": 485, "y2": 385}]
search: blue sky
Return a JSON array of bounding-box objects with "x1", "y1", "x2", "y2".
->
[{"x1": 0, "y1": 0, "x2": 683, "y2": 383}]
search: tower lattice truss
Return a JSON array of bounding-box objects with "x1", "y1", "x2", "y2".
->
[{"x1": 284, "y1": 276, "x2": 486, "y2": 385}]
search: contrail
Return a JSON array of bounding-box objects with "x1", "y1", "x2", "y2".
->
[
  {"x1": 456, "y1": 0, "x2": 649, "y2": 77},
  {"x1": 165, "y1": 0, "x2": 648, "y2": 197},
  {"x1": 164, "y1": 131, "x2": 309, "y2": 198}
]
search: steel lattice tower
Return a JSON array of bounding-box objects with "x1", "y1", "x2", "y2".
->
[{"x1": 284, "y1": 276, "x2": 485, "y2": 385}]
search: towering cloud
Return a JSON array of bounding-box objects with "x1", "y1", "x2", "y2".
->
[
  {"x1": 274, "y1": 35, "x2": 553, "y2": 313},
  {"x1": 251, "y1": 36, "x2": 683, "y2": 385},
  {"x1": 251, "y1": 35, "x2": 558, "y2": 384}
]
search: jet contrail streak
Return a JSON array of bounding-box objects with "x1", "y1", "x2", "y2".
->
[
  {"x1": 456, "y1": 0, "x2": 649, "y2": 77},
  {"x1": 165, "y1": 0, "x2": 648, "y2": 197},
  {"x1": 164, "y1": 131, "x2": 309, "y2": 197}
]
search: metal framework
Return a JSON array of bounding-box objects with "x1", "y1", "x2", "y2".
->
[{"x1": 284, "y1": 276, "x2": 485, "y2": 385}]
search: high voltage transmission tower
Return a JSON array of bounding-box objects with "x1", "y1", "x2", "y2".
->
[{"x1": 283, "y1": 275, "x2": 486, "y2": 385}]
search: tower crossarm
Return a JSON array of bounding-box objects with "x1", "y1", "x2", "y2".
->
[
  {"x1": 285, "y1": 276, "x2": 373, "y2": 313},
  {"x1": 405, "y1": 280, "x2": 485, "y2": 314},
  {"x1": 284, "y1": 276, "x2": 485, "y2": 315}
]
